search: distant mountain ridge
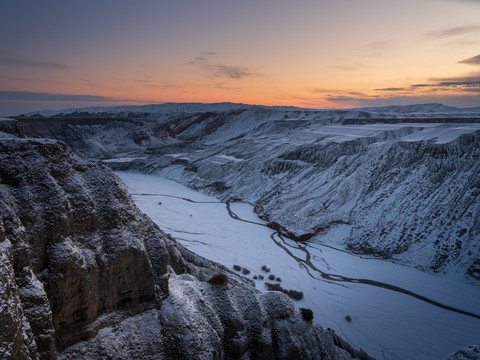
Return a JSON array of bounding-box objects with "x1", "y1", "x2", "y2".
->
[
  {"x1": 22, "y1": 101, "x2": 480, "y2": 119},
  {"x1": 23, "y1": 102, "x2": 304, "y2": 117}
]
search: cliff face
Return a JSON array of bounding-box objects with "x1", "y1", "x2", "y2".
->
[
  {"x1": 137, "y1": 120, "x2": 480, "y2": 279},
  {"x1": 0, "y1": 137, "x2": 366, "y2": 359}
]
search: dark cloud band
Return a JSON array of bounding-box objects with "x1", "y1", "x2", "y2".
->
[
  {"x1": 190, "y1": 54, "x2": 263, "y2": 80},
  {"x1": 459, "y1": 54, "x2": 480, "y2": 65},
  {"x1": 0, "y1": 57, "x2": 70, "y2": 70},
  {"x1": 0, "y1": 91, "x2": 113, "y2": 102}
]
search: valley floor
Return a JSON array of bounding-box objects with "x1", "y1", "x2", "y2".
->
[{"x1": 117, "y1": 171, "x2": 480, "y2": 360}]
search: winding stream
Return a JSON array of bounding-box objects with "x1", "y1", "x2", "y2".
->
[
  {"x1": 134, "y1": 192, "x2": 480, "y2": 321},
  {"x1": 122, "y1": 172, "x2": 480, "y2": 360}
]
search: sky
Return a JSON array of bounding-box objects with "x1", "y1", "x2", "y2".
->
[{"x1": 1, "y1": 0, "x2": 480, "y2": 115}]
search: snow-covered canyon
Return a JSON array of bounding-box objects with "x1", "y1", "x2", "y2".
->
[
  {"x1": 7, "y1": 102, "x2": 480, "y2": 359},
  {"x1": 117, "y1": 171, "x2": 480, "y2": 360}
]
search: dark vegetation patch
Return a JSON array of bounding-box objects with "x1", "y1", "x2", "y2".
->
[
  {"x1": 267, "y1": 221, "x2": 324, "y2": 242},
  {"x1": 258, "y1": 275, "x2": 264, "y2": 280},
  {"x1": 133, "y1": 134, "x2": 150, "y2": 144},
  {"x1": 185, "y1": 164, "x2": 198, "y2": 172},
  {"x1": 205, "y1": 181, "x2": 230, "y2": 193},
  {"x1": 261, "y1": 265, "x2": 270, "y2": 273},
  {"x1": 345, "y1": 315, "x2": 352, "y2": 322},
  {"x1": 242, "y1": 268, "x2": 251, "y2": 275},
  {"x1": 268, "y1": 274, "x2": 275, "y2": 281},
  {"x1": 172, "y1": 158, "x2": 189, "y2": 166},
  {"x1": 208, "y1": 274, "x2": 229, "y2": 286},
  {"x1": 276, "y1": 277, "x2": 281, "y2": 282},
  {"x1": 467, "y1": 259, "x2": 480, "y2": 280},
  {"x1": 265, "y1": 282, "x2": 303, "y2": 300},
  {"x1": 300, "y1": 308, "x2": 313, "y2": 322},
  {"x1": 233, "y1": 264, "x2": 242, "y2": 271}
]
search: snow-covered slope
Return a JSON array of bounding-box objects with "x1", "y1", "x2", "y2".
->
[{"x1": 11, "y1": 103, "x2": 480, "y2": 281}]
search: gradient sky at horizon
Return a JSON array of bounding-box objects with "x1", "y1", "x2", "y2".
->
[{"x1": 1, "y1": 0, "x2": 480, "y2": 115}]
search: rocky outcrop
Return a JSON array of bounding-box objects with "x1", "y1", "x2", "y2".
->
[
  {"x1": 445, "y1": 345, "x2": 480, "y2": 360},
  {"x1": 0, "y1": 137, "x2": 368, "y2": 359}
]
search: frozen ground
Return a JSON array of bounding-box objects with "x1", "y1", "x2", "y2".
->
[{"x1": 117, "y1": 171, "x2": 479, "y2": 360}]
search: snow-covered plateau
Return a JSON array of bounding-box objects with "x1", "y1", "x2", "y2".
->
[{"x1": 4, "y1": 102, "x2": 480, "y2": 359}]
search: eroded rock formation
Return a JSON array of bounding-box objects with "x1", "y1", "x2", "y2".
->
[{"x1": 0, "y1": 137, "x2": 368, "y2": 359}]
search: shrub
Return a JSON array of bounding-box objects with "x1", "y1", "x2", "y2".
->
[
  {"x1": 233, "y1": 265, "x2": 242, "y2": 271},
  {"x1": 276, "y1": 277, "x2": 281, "y2": 282},
  {"x1": 258, "y1": 275, "x2": 264, "y2": 280},
  {"x1": 286, "y1": 289, "x2": 304, "y2": 301},
  {"x1": 261, "y1": 265, "x2": 271, "y2": 273},
  {"x1": 268, "y1": 274, "x2": 276, "y2": 281},
  {"x1": 208, "y1": 274, "x2": 229, "y2": 286},
  {"x1": 242, "y1": 268, "x2": 251, "y2": 275},
  {"x1": 300, "y1": 308, "x2": 314, "y2": 322},
  {"x1": 253, "y1": 275, "x2": 258, "y2": 280},
  {"x1": 345, "y1": 315, "x2": 352, "y2": 322},
  {"x1": 265, "y1": 282, "x2": 304, "y2": 301}
]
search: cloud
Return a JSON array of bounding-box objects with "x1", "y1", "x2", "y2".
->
[
  {"x1": 426, "y1": 24, "x2": 480, "y2": 38},
  {"x1": 310, "y1": 88, "x2": 331, "y2": 94},
  {"x1": 291, "y1": 96, "x2": 310, "y2": 101},
  {"x1": 0, "y1": 57, "x2": 71, "y2": 70},
  {"x1": 325, "y1": 95, "x2": 355, "y2": 102},
  {"x1": 0, "y1": 90, "x2": 126, "y2": 102},
  {"x1": 355, "y1": 94, "x2": 480, "y2": 108},
  {"x1": 136, "y1": 79, "x2": 152, "y2": 83},
  {"x1": 360, "y1": 40, "x2": 392, "y2": 58},
  {"x1": 190, "y1": 54, "x2": 262, "y2": 80},
  {"x1": 368, "y1": 41, "x2": 390, "y2": 52},
  {"x1": 212, "y1": 82, "x2": 243, "y2": 91},
  {"x1": 430, "y1": 74, "x2": 480, "y2": 87},
  {"x1": 375, "y1": 87, "x2": 405, "y2": 91},
  {"x1": 411, "y1": 84, "x2": 431, "y2": 88},
  {"x1": 348, "y1": 91, "x2": 369, "y2": 96},
  {"x1": 405, "y1": 75, "x2": 480, "y2": 92},
  {"x1": 335, "y1": 65, "x2": 357, "y2": 71},
  {"x1": 438, "y1": 80, "x2": 480, "y2": 86},
  {"x1": 309, "y1": 87, "x2": 349, "y2": 94},
  {"x1": 439, "y1": 0, "x2": 480, "y2": 3},
  {"x1": 459, "y1": 54, "x2": 480, "y2": 65},
  {"x1": 444, "y1": 39, "x2": 479, "y2": 47},
  {"x1": 162, "y1": 81, "x2": 180, "y2": 89}
]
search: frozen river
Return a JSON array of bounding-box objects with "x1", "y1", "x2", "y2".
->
[{"x1": 117, "y1": 171, "x2": 480, "y2": 360}]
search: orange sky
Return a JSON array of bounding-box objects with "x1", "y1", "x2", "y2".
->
[{"x1": 1, "y1": 0, "x2": 480, "y2": 115}]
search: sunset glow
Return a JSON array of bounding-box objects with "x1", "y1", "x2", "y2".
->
[{"x1": 1, "y1": 0, "x2": 480, "y2": 115}]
